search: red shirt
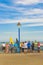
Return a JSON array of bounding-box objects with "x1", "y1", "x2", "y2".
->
[{"x1": 37, "y1": 42, "x2": 40, "y2": 47}]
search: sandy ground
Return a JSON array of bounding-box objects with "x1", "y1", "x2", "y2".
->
[{"x1": 0, "y1": 52, "x2": 43, "y2": 65}]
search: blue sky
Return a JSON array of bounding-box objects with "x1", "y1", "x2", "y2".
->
[{"x1": 0, "y1": 0, "x2": 43, "y2": 42}]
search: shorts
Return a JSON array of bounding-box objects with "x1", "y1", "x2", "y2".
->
[
  {"x1": 24, "y1": 48, "x2": 27, "y2": 50},
  {"x1": 2, "y1": 47, "x2": 5, "y2": 50},
  {"x1": 38, "y1": 47, "x2": 40, "y2": 50},
  {"x1": 28, "y1": 47, "x2": 30, "y2": 49}
]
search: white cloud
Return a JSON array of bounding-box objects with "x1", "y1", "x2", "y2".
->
[
  {"x1": 0, "y1": 3, "x2": 24, "y2": 12},
  {"x1": 39, "y1": 0, "x2": 43, "y2": 3},
  {"x1": 16, "y1": 0, "x2": 42, "y2": 5},
  {"x1": 0, "y1": 3, "x2": 43, "y2": 24},
  {"x1": 0, "y1": 3, "x2": 43, "y2": 15},
  {"x1": 0, "y1": 19, "x2": 19, "y2": 24},
  {"x1": 32, "y1": 9, "x2": 43, "y2": 14},
  {"x1": 26, "y1": 9, "x2": 43, "y2": 15},
  {"x1": 19, "y1": 8, "x2": 43, "y2": 16},
  {"x1": 21, "y1": 18, "x2": 43, "y2": 23},
  {"x1": 0, "y1": 18, "x2": 43, "y2": 24},
  {"x1": 21, "y1": 31, "x2": 43, "y2": 34},
  {"x1": 15, "y1": 7, "x2": 43, "y2": 18},
  {"x1": 23, "y1": 23, "x2": 43, "y2": 27},
  {"x1": 0, "y1": 3, "x2": 16, "y2": 9},
  {"x1": 0, "y1": 3, "x2": 10, "y2": 8}
]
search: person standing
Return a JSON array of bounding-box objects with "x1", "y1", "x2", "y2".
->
[
  {"x1": 21, "y1": 42, "x2": 24, "y2": 53},
  {"x1": 37, "y1": 42, "x2": 40, "y2": 53},
  {"x1": 27, "y1": 41, "x2": 31, "y2": 53},
  {"x1": 5, "y1": 43, "x2": 9, "y2": 53},
  {"x1": 2, "y1": 43, "x2": 5, "y2": 53},
  {"x1": 9, "y1": 42, "x2": 14, "y2": 53},
  {"x1": 24, "y1": 41, "x2": 28, "y2": 53},
  {"x1": 31, "y1": 41, "x2": 34, "y2": 52},
  {"x1": 34, "y1": 40, "x2": 38, "y2": 52},
  {"x1": 14, "y1": 38, "x2": 20, "y2": 53},
  {"x1": 14, "y1": 41, "x2": 18, "y2": 53}
]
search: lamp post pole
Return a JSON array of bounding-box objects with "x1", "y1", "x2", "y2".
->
[
  {"x1": 18, "y1": 27, "x2": 20, "y2": 46},
  {"x1": 17, "y1": 22, "x2": 21, "y2": 48}
]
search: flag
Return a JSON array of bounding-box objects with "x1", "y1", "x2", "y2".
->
[{"x1": 10, "y1": 37, "x2": 14, "y2": 44}]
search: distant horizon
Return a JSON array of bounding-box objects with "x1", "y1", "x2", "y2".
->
[{"x1": 0, "y1": 38, "x2": 43, "y2": 42}]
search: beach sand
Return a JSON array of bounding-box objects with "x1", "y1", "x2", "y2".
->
[{"x1": 0, "y1": 52, "x2": 43, "y2": 65}]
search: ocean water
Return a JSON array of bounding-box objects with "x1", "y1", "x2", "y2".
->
[{"x1": 40, "y1": 46, "x2": 43, "y2": 50}]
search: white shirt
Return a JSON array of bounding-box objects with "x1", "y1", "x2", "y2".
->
[
  {"x1": 2, "y1": 44, "x2": 5, "y2": 47},
  {"x1": 24, "y1": 42, "x2": 28, "y2": 48}
]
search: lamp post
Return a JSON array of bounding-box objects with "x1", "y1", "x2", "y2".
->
[{"x1": 17, "y1": 22, "x2": 21, "y2": 47}]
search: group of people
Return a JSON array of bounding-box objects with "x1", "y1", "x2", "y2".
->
[
  {"x1": 20, "y1": 41, "x2": 40, "y2": 53},
  {"x1": 1, "y1": 39, "x2": 40, "y2": 53},
  {"x1": 2, "y1": 39, "x2": 20, "y2": 53}
]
